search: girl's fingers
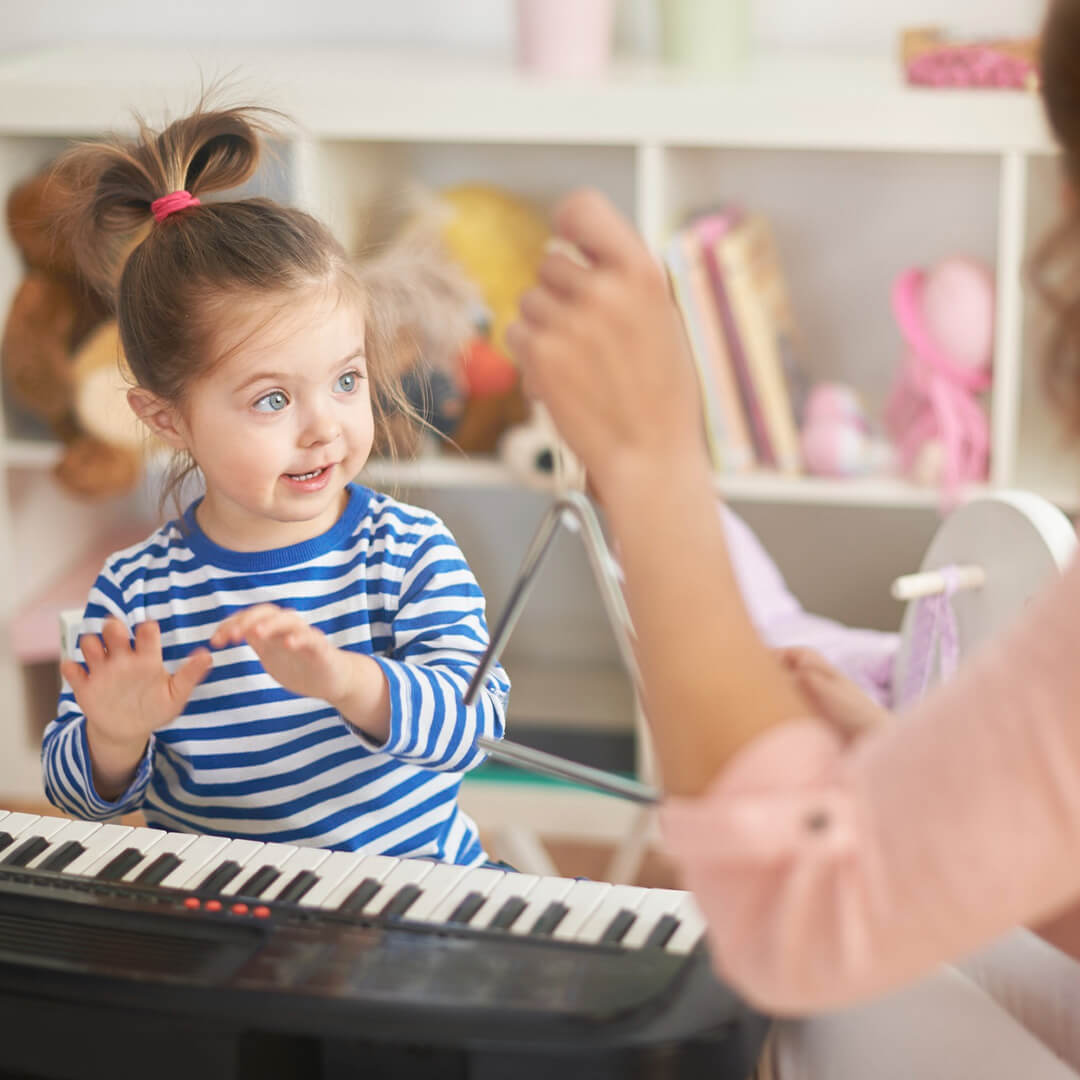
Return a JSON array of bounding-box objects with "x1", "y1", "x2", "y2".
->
[
  {"x1": 211, "y1": 605, "x2": 285, "y2": 647},
  {"x1": 101, "y1": 617, "x2": 132, "y2": 655},
  {"x1": 134, "y1": 620, "x2": 162, "y2": 659},
  {"x1": 250, "y1": 612, "x2": 303, "y2": 642},
  {"x1": 80, "y1": 634, "x2": 106, "y2": 670},
  {"x1": 167, "y1": 648, "x2": 214, "y2": 709},
  {"x1": 59, "y1": 659, "x2": 88, "y2": 693}
]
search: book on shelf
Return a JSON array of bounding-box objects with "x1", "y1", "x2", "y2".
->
[
  {"x1": 693, "y1": 209, "x2": 775, "y2": 467},
  {"x1": 663, "y1": 234, "x2": 733, "y2": 473},
  {"x1": 708, "y1": 211, "x2": 804, "y2": 475}
]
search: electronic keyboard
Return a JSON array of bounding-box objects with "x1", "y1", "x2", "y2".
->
[{"x1": 0, "y1": 810, "x2": 768, "y2": 1080}]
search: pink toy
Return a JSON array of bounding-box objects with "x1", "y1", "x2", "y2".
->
[
  {"x1": 901, "y1": 28, "x2": 1038, "y2": 90},
  {"x1": 884, "y1": 257, "x2": 994, "y2": 501},
  {"x1": 801, "y1": 382, "x2": 893, "y2": 478}
]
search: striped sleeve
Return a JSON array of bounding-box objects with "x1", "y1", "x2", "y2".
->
[
  {"x1": 41, "y1": 564, "x2": 154, "y2": 819},
  {"x1": 371, "y1": 518, "x2": 509, "y2": 772}
]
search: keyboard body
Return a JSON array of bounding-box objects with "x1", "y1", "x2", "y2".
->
[{"x1": 0, "y1": 812, "x2": 769, "y2": 1079}]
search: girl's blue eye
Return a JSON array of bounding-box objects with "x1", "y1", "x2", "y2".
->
[
  {"x1": 254, "y1": 390, "x2": 288, "y2": 413},
  {"x1": 336, "y1": 370, "x2": 361, "y2": 394}
]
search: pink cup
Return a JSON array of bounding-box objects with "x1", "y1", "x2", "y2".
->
[{"x1": 516, "y1": 0, "x2": 616, "y2": 77}]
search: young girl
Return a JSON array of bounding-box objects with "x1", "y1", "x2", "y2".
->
[
  {"x1": 41, "y1": 102, "x2": 509, "y2": 867},
  {"x1": 508, "y1": 0, "x2": 1080, "y2": 1073}
]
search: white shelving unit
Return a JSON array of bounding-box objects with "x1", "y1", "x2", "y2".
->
[{"x1": 0, "y1": 45, "x2": 1067, "y2": 802}]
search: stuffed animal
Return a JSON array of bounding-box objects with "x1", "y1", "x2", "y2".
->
[
  {"x1": 883, "y1": 256, "x2": 994, "y2": 498},
  {"x1": 800, "y1": 382, "x2": 894, "y2": 478},
  {"x1": 365, "y1": 182, "x2": 551, "y2": 467},
  {"x1": 2, "y1": 159, "x2": 143, "y2": 498}
]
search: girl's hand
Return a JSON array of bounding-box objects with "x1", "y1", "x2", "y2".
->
[
  {"x1": 60, "y1": 618, "x2": 213, "y2": 796},
  {"x1": 777, "y1": 647, "x2": 892, "y2": 739},
  {"x1": 506, "y1": 188, "x2": 706, "y2": 502},
  {"x1": 210, "y1": 604, "x2": 351, "y2": 705}
]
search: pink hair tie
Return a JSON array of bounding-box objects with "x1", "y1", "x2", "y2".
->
[{"x1": 151, "y1": 190, "x2": 201, "y2": 223}]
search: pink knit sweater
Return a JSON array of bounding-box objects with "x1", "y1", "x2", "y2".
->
[{"x1": 661, "y1": 551, "x2": 1080, "y2": 1016}]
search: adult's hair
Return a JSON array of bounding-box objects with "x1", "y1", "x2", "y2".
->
[{"x1": 1033, "y1": 0, "x2": 1080, "y2": 437}]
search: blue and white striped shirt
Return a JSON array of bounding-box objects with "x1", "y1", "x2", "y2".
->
[{"x1": 43, "y1": 484, "x2": 509, "y2": 866}]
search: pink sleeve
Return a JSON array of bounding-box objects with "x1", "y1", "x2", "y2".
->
[{"x1": 661, "y1": 553, "x2": 1080, "y2": 1016}]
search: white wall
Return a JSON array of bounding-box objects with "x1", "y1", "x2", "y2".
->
[{"x1": 0, "y1": 0, "x2": 1046, "y2": 54}]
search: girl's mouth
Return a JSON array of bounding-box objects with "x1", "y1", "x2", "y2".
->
[
  {"x1": 287, "y1": 467, "x2": 328, "y2": 482},
  {"x1": 283, "y1": 465, "x2": 334, "y2": 491}
]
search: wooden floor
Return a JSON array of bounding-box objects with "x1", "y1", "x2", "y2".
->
[{"x1": 0, "y1": 797, "x2": 681, "y2": 889}]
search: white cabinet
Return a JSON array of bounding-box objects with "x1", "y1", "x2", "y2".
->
[{"x1": 0, "y1": 45, "x2": 1065, "y2": 797}]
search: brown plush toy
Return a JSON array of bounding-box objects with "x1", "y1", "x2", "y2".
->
[{"x1": 2, "y1": 159, "x2": 141, "y2": 498}]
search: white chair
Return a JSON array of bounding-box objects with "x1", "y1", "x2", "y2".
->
[{"x1": 891, "y1": 490, "x2": 1076, "y2": 704}]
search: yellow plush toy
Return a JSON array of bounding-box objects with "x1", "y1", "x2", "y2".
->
[{"x1": 438, "y1": 184, "x2": 550, "y2": 356}]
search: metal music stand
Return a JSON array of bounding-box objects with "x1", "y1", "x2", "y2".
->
[{"x1": 462, "y1": 490, "x2": 660, "y2": 881}]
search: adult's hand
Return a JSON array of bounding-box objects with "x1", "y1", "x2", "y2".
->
[{"x1": 507, "y1": 188, "x2": 706, "y2": 502}]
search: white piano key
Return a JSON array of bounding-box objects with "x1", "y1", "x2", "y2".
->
[
  {"x1": 297, "y1": 851, "x2": 378, "y2": 909},
  {"x1": 398, "y1": 863, "x2": 474, "y2": 921},
  {"x1": 318, "y1": 853, "x2": 409, "y2": 911},
  {"x1": 507, "y1": 876, "x2": 578, "y2": 935},
  {"x1": 24, "y1": 819, "x2": 105, "y2": 868},
  {"x1": 218, "y1": 841, "x2": 300, "y2": 897},
  {"x1": 419, "y1": 867, "x2": 506, "y2": 925},
  {"x1": 2, "y1": 815, "x2": 69, "y2": 845},
  {"x1": 354, "y1": 858, "x2": 437, "y2": 917},
  {"x1": 575, "y1": 884, "x2": 651, "y2": 944},
  {"x1": 82, "y1": 825, "x2": 173, "y2": 878},
  {"x1": 60, "y1": 824, "x2": 135, "y2": 877},
  {"x1": 118, "y1": 830, "x2": 199, "y2": 881},
  {"x1": 664, "y1": 894, "x2": 707, "y2": 955},
  {"x1": 195, "y1": 838, "x2": 267, "y2": 893},
  {"x1": 550, "y1": 881, "x2": 613, "y2": 941},
  {"x1": 620, "y1": 889, "x2": 688, "y2": 949},
  {"x1": 471, "y1": 873, "x2": 542, "y2": 928},
  {"x1": 157, "y1": 835, "x2": 233, "y2": 889},
  {"x1": 257, "y1": 846, "x2": 333, "y2": 901},
  {"x1": 0, "y1": 814, "x2": 44, "y2": 844}
]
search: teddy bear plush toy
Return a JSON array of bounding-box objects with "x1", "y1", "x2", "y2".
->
[{"x1": 2, "y1": 158, "x2": 143, "y2": 497}]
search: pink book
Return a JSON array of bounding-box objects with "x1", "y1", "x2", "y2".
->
[{"x1": 694, "y1": 210, "x2": 776, "y2": 468}]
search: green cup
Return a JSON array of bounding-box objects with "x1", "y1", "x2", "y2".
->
[{"x1": 660, "y1": 0, "x2": 751, "y2": 75}]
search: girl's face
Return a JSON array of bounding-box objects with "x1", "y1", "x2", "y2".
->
[{"x1": 172, "y1": 286, "x2": 374, "y2": 551}]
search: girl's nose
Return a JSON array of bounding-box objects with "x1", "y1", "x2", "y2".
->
[{"x1": 300, "y1": 405, "x2": 341, "y2": 447}]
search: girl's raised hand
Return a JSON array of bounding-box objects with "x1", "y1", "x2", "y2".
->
[
  {"x1": 507, "y1": 188, "x2": 706, "y2": 501},
  {"x1": 210, "y1": 604, "x2": 350, "y2": 704},
  {"x1": 61, "y1": 617, "x2": 213, "y2": 793}
]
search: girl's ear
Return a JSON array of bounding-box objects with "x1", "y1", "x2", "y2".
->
[{"x1": 127, "y1": 388, "x2": 188, "y2": 449}]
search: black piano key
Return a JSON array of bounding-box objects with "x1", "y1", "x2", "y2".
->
[
  {"x1": 276, "y1": 870, "x2": 319, "y2": 904},
  {"x1": 38, "y1": 840, "x2": 85, "y2": 872},
  {"x1": 447, "y1": 891, "x2": 486, "y2": 925},
  {"x1": 529, "y1": 901, "x2": 569, "y2": 937},
  {"x1": 489, "y1": 896, "x2": 527, "y2": 930},
  {"x1": 599, "y1": 909, "x2": 637, "y2": 945},
  {"x1": 380, "y1": 884, "x2": 422, "y2": 918},
  {"x1": 643, "y1": 914, "x2": 680, "y2": 949},
  {"x1": 96, "y1": 847, "x2": 146, "y2": 882},
  {"x1": 1, "y1": 836, "x2": 49, "y2": 867},
  {"x1": 235, "y1": 865, "x2": 281, "y2": 899},
  {"x1": 0, "y1": 831, "x2": 15, "y2": 853},
  {"x1": 197, "y1": 860, "x2": 242, "y2": 894},
  {"x1": 134, "y1": 852, "x2": 182, "y2": 886},
  {"x1": 337, "y1": 877, "x2": 382, "y2": 915}
]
